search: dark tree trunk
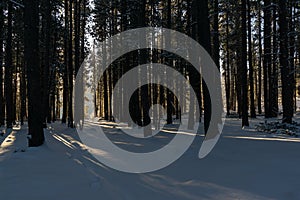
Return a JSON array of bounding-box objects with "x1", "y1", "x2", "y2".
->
[
  {"x1": 74, "y1": 0, "x2": 80, "y2": 76},
  {"x1": 212, "y1": 0, "x2": 220, "y2": 69},
  {"x1": 56, "y1": 87, "x2": 60, "y2": 120},
  {"x1": 62, "y1": 0, "x2": 69, "y2": 124},
  {"x1": 225, "y1": 6, "x2": 231, "y2": 116},
  {"x1": 270, "y1": 6, "x2": 278, "y2": 117},
  {"x1": 49, "y1": 31, "x2": 57, "y2": 122},
  {"x1": 13, "y1": 42, "x2": 20, "y2": 123},
  {"x1": 257, "y1": 0, "x2": 262, "y2": 114},
  {"x1": 186, "y1": 0, "x2": 194, "y2": 129},
  {"x1": 42, "y1": 0, "x2": 51, "y2": 126},
  {"x1": 5, "y1": 2, "x2": 13, "y2": 128},
  {"x1": 263, "y1": 0, "x2": 271, "y2": 118},
  {"x1": 196, "y1": 0, "x2": 212, "y2": 134},
  {"x1": 187, "y1": 0, "x2": 211, "y2": 133},
  {"x1": 51, "y1": 90, "x2": 56, "y2": 122},
  {"x1": 138, "y1": 0, "x2": 152, "y2": 136},
  {"x1": 20, "y1": 60, "x2": 26, "y2": 125},
  {"x1": 241, "y1": 0, "x2": 249, "y2": 127},
  {"x1": 68, "y1": 0, "x2": 74, "y2": 128},
  {"x1": 24, "y1": 0, "x2": 45, "y2": 146},
  {"x1": 236, "y1": 49, "x2": 242, "y2": 118},
  {"x1": 74, "y1": 0, "x2": 86, "y2": 127},
  {"x1": 0, "y1": 4, "x2": 4, "y2": 126},
  {"x1": 81, "y1": 0, "x2": 86, "y2": 63},
  {"x1": 166, "y1": 0, "x2": 173, "y2": 125},
  {"x1": 108, "y1": 64, "x2": 113, "y2": 121},
  {"x1": 248, "y1": 0, "x2": 256, "y2": 118},
  {"x1": 279, "y1": 0, "x2": 294, "y2": 123},
  {"x1": 288, "y1": 2, "x2": 296, "y2": 112},
  {"x1": 103, "y1": 61, "x2": 109, "y2": 120}
]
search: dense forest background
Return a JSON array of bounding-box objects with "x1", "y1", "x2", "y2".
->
[{"x1": 0, "y1": 0, "x2": 299, "y2": 146}]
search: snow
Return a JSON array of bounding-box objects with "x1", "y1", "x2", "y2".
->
[{"x1": 1, "y1": 116, "x2": 300, "y2": 200}]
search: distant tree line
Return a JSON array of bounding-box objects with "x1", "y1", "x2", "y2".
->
[{"x1": 0, "y1": 0, "x2": 299, "y2": 146}]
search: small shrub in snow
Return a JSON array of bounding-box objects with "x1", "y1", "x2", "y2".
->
[{"x1": 255, "y1": 121, "x2": 300, "y2": 137}]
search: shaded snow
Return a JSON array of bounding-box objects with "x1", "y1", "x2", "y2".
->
[{"x1": 1, "y1": 116, "x2": 300, "y2": 200}]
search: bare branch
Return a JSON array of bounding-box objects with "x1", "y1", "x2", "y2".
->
[{"x1": 9, "y1": 0, "x2": 24, "y2": 8}]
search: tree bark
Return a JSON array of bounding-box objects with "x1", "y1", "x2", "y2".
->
[
  {"x1": 257, "y1": 0, "x2": 262, "y2": 114},
  {"x1": 270, "y1": 5, "x2": 278, "y2": 117},
  {"x1": 5, "y1": 2, "x2": 13, "y2": 128},
  {"x1": 42, "y1": 0, "x2": 51, "y2": 125},
  {"x1": 0, "y1": 4, "x2": 4, "y2": 126},
  {"x1": 68, "y1": 0, "x2": 74, "y2": 127},
  {"x1": 263, "y1": 0, "x2": 271, "y2": 118},
  {"x1": 192, "y1": 0, "x2": 212, "y2": 134},
  {"x1": 62, "y1": 0, "x2": 69, "y2": 124},
  {"x1": 24, "y1": 0, "x2": 45, "y2": 146},
  {"x1": 225, "y1": 5, "x2": 231, "y2": 116},
  {"x1": 248, "y1": 0, "x2": 256, "y2": 118},
  {"x1": 279, "y1": 0, "x2": 294, "y2": 123},
  {"x1": 241, "y1": 0, "x2": 249, "y2": 127},
  {"x1": 166, "y1": 0, "x2": 173, "y2": 125}
]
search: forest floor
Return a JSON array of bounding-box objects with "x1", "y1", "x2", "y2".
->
[{"x1": 0, "y1": 114, "x2": 300, "y2": 200}]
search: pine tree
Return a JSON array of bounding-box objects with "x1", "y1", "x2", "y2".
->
[
  {"x1": 24, "y1": 0, "x2": 45, "y2": 146},
  {"x1": 0, "y1": 2, "x2": 4, "y2": 126},
  {"x1": 248, "y1": 0, "x2": 256, "y2": 118},
  {"x1": 279, "y1": 0, "x2": 294, "y2": 123},
  {"x1": 5, "y1": 1, "x2": 13, "y2": 128},
  {"x1": 263, "y1": 0, "x2": 271, "y2": 118},
  {"x1": 241, "y1": 0, "x2": 249, "y2": 127}
]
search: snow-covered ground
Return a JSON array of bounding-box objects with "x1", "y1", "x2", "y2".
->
[{"x1": 1, "y1": 115, "x2": 300, "y2": 200}]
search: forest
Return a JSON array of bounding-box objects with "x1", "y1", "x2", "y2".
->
[{"x1": 0, "y1": 0, "x2": 299, "y2": 147}]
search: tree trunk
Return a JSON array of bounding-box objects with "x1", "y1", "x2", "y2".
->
[
  {"x1": 191, "y1": 0, "x2": 212, "y2": 134},
  {"x1": 103, "y1": 44, "x2": 109, "y2": 120},
  {"x1": 24, "y1": 0, "x2": 45, "y2": 146},
  {"x1": 74, "y1": 0, "x2": 80, "y2": 76},
  {"x1": 212, "y1": 0, "x2": 220, "y2": 69},
  {"x1": 166, "y1": 0, "x2": 173, "y2": 125},
  {"x1": 42, "y1": 0, "x2": 51, "y2": 126},
  {"x1": 263, "y1": 0, "x2": 271, "y2": 118},
  {"x1": 288, "y1": 2, "x2": 296, "y2": 112},
  {"x1": 68, "y1": 0, "x2": 74, "y2": 128},
  {"x1": 5, "y1": 1, "x2": 13, "y2": 128},
  {"x1": 248, "y1": 0, "x2": 256, "y2": 118},
  {"x1": 279, "y1": 0, "x2": 294, "y2": 123},
  {"x1": 270, "y1": 5, "x2": 278, "y2": 117},
  {"x1": 241, "y1": 0, "x2": 249, "y2": 127},
  {"x1": 225, "y1": 6, "x2": 231, "y2": 116},
  {"x1": 257, "y1": 0, "x2": 262, "y2": 114},
  {"x1": 0, "y1": 4, "x2": 4, "y2": 126},
  {"x1": 62, "y1": 0, "x2": 69, "y2": 123},
  {"x1": 20, "y1": 60, "x2": 27, "y2": 125},
  {"x1": 138, "y1": 0, "x2": 152, "y2": 136},
  {"x1": 13, "y1": 41, "x2": 19, "y2": 123}
]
